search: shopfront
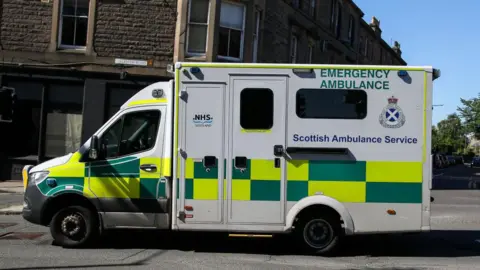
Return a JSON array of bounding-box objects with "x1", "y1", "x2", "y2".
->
[{"x1": 0, "y1": 67, "x2": 168, "y2": 180}]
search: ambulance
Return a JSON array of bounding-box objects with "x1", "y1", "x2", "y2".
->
[{"x1": 21, "y1": 62, "x2": 440, "y2": 255}]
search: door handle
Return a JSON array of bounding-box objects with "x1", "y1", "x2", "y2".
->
[
  {"x1": 273, "y1": 145, "x2": 284, "y2": 157},
  {"x1": 140, "y1": 164, "x2": 157, "y2": 172}
]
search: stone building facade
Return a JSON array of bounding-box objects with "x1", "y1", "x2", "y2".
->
[
  {"x1": 172, "y1": 0, "x2": 406, "y2": 65},
  {"x1": 0, "y1": 0, "x2": 406, "y2": 180}
]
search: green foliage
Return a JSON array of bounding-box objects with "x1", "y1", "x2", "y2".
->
[
  {"x1": 457, "y1": 95, "x2": 480, "y2": 136},
  {"x1": 432, "y1": 93, "x2": 480, "y2": 155},
  {"x1": 433, "y1": 113, "x2": 465, "y2": 154}
]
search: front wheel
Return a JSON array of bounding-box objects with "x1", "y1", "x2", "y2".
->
[
  {"x1": 295, "y1": 213, "x2": 343, "y2": 256},
  {"x1": 49, "y1": 205, "x2": 98, "y2": 248}
]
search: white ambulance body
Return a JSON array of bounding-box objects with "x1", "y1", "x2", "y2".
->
[{"x1": 22, "y1": 62, "x2": 440, "y2": 255}]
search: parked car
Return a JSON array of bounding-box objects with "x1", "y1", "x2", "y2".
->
[
  {"x1": 446, "y1": 155, "x2": 456, "y2": 165},
  {"x1": 471, "y1": 157, "x2": 480, "y2": 168},
  {"x1": 433, "y1": 154, "x2": 445, "y2": 168}
]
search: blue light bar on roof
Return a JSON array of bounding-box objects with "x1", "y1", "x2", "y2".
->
[
  {"x1": 397, "y1": 70, "x2": 408, "y2": 77},
  {"x1": 190, "y1": 67, "x2": 201, "y2": 74}
]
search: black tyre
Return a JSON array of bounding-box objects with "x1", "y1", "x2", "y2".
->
[
  {"x1": 49, "y1": 205, "x2": 98, "y2": 248},
  {"x1": 295, "y1": 213, "x2": 343, "y2": 256}
]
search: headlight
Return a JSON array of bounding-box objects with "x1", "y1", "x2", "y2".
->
[{"x1": 29, "y1": 171, "x2": 50, "y2": 185}]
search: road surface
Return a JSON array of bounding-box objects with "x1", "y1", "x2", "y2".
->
[{"x1": 0, "y1": 164, "x2": 479, "y2": 269}]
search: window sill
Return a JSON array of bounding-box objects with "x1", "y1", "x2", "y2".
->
[
  {"x1": 56, "y1": 47, "x2": 87, "y2": 54},
  {"x1": 185, "y1": 55, "x2": 207, "y2": 62},
  {"x1": 217, "y1": 56, "x2": 242, "y2": 62}
]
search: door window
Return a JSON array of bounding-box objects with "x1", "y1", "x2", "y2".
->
[
  {"x1": 100, "y1": 110, "x2": 161, "y2": 159},
  {"x1": 239, "y1": 88, "x2": 274, "y2": 130}
]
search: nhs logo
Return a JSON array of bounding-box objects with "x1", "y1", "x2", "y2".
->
[{"x1": 193, "y1": 114, "x2": 213, "y2": 127}]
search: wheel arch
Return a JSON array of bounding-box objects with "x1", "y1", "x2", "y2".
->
[
  {"x1": 285, "y1": 195, "x2": 355, "y2": 235},
  {"x1": 40, "y1": 192, "x2": 101, "y2": 227}
]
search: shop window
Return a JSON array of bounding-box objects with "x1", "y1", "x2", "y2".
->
[
  {"x1": 44, "y1": 84, "x2": 84, "y2": 158},
  {"x1": 105, "y1": 85, "x2": 141, "y2": 119},
  {"x1": 100, "y1": 110, "x2": 161, "y2": 159},
  {"x1": 296, "y1": 88, "x2": 367, "y2": 119},
  {"x1": 3, "y1": 81, "x2": 43, "y2": 158},
  {"x1": 240, "y1": 88, "x2": 273, "y2": 130}
]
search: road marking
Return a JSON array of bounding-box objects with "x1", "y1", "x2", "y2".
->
[{"x1": 433, "y1": 173, "x2": 444, "y2": 177}]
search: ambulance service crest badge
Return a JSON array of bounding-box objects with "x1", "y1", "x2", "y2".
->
[{"x1": 379, "y1": 96, "x2": 405, "y2": 129}]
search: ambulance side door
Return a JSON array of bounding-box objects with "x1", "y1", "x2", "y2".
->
[
  {"x1": 177, "y1": 82, "x2": 226, "y2": 225},
  {"x1": 85, "y1": 105, "x2": 166, "y2": 228},
  {"x1": 227, "y1": 76, "x2": 288, "y2": 225}
]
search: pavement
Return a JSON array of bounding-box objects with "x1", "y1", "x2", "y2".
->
[
  {"x1": 1, "y1": 164, "x2": 480, "y2": 268},
  {"x1": 0, "y1": 180, "x2": 23, "y2": 215}
]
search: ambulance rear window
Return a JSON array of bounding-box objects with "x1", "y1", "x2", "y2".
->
[{"x1": 296, "y1": 88, "x2": 367, "y2": 119}]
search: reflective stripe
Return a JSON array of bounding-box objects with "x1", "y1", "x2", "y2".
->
[
  {"x1": 180, "y1": 158, "x2": 423, "y2": 204},
  {"x1": 38, "y1": 153, "x2": 170, "y2": 201},
  {"x1": 127, "y1": 98, "x2": 167, "y2": 107}
]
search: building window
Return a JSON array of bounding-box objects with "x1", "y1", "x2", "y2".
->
[
  {"x1": 44, "y1": 84, "x2": 84, "y2": 158},
  {"x1": 218, "y1": 1, "x2": 246, "y2": 61},
  {"x1": 105, "y1": 85, "x2": 141, "y2": 119},
  {"x1": 330, "y1": 0, "x2": 341, "y2": 36},
  {"x1": 334, "y1": 2, "x2": 342, "y2": 38},
  {"x1": 369, "y1": 41, "x2": 373, "y2": 59},
  {"x1": 330, "y1": 0, "x2": 335, "y2": 28},
  {"x1": 348, "y1": 15, "x2": 355, "y2": 45},
  {"x1": 59, "y1": 0, "x2": 90, "y2": 49},
  {"x1": 359, "y1": 36, "x2": 364, "y2": 54},
  {"x1": 186, "y1": 0, "x2": 210, "y2": 55},
  {"x1": 364, "y1": 39, "x2": 369, "y2": 57},
  {"x1": 100, "y1": 110, "x2": 161, "y2": 159},
  {"x1": 296, "y1": 88, "x2": 367, "y2": 119},
  {"x1": 308, "y1": 44, "x2": 314, "y2": 63},
  {"x1": 252, "y1": 10, "x2": 261, "y2": 63},
  {"x1": 292, "y1": 0, "x2": 299, "y2": 8},
  {"x1": 290, "y1": 35, "x2": 298, "y2": 63},
  {"x1": 240, "y1": 88, "x2": 273, "y2": 130},
  {"x1": 310, "y1": 0, "x2": 316, "y2": 17}
]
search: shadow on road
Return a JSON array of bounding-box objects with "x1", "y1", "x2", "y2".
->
[
  {"x1": 45, "y1": 229, "x2": 480, "y2": 258},
  {"x1": 433, "y1": 164, "x2": 480, "y2": 190}
]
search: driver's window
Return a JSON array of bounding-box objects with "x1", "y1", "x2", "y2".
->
[
  {"x1": 102, "y1": 119, "x2": 122, "y2": 158},
  {"x1": 100, "y1": 110, "x2": 161, "y2": 159}
]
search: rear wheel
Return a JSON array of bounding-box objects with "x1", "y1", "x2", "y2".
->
[
  {"x1": 295, "y1": 213, "x2": 343, "y2": 256},
  {"x1": 49, "y1": 205, "x2": 98, "y2": 248}
]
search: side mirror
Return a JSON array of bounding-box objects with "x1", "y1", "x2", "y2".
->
[{"x1": 89, "y1": 135, "x2": 100, "y2": 160}]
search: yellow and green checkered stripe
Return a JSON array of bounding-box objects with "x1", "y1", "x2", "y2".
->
[
  {"x1": 37, "y1": 153, "x2": 170, "y2": 199},
  {"x1": 180, "y1": 158, "x2": 281, "y2": 201},
  {"x1": 287, "y1": 160, "x2": 423, "y2": 203},
  {"x1": 180, "y1": 158, "x2": 423, "y2": 204}
]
